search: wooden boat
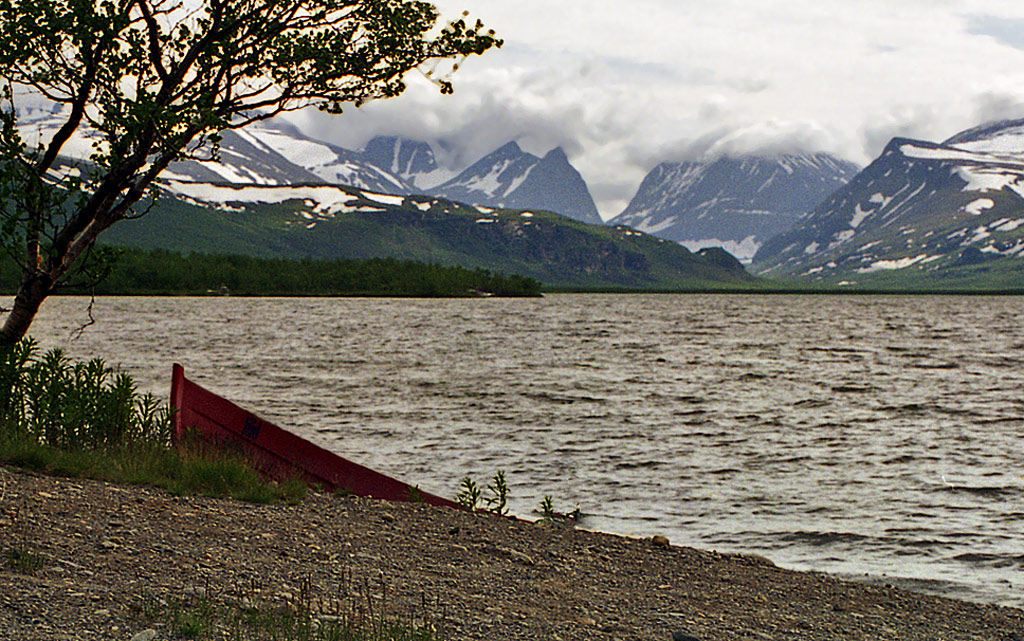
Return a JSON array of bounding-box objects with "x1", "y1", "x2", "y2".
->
[{"x1": 170, "y1": 363, "x2": 458, "y2": 509}]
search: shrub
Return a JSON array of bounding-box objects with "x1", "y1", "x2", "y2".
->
[{"x1": 0, "y1": 338, "x2": 171, "y2": 450}]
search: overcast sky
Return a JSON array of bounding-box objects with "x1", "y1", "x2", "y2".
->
[{"x1": 292, "y1": 0, "x2": 1024, "y2": 218}]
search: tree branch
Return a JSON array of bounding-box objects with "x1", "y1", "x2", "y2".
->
[{"x1": 136, "y1": 0, "x2": 170, "y2": 83}]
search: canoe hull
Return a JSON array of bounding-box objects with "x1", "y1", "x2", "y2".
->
[{"x1": 170, "y1": 363, "x2": 457, "y2": 508}]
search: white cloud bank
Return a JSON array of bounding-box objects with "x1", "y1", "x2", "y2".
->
[{"x1": 290, "y1": 0, "x2": 1024, "y2": 219}]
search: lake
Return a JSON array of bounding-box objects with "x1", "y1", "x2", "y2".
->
[{"x1": 27, "y1": 294, "x2": 1024, "y2": 608}]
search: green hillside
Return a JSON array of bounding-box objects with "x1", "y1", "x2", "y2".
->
[{"x1": 100, "y1": 190, "x2": 756, "y2": 290}]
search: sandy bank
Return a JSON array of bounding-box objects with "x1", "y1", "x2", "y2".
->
[{"x1": 1, "y1": 467, "x2": 1022, "y2": 641}]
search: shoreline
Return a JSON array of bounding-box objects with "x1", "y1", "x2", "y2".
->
[{"x1": 2, "y1": 467, "x2": 1022, "y2": 641}]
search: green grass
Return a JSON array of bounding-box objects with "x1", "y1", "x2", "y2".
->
[
  {"x1": 3, "y1": 541, "x2": 45, "y2": 574},
  {"x1": 0, "y1": 428, "x2": 308, "y2": 504}
]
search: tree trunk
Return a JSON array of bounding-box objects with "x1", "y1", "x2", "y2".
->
[{"x1": 0, "y1": 272, "x2": 53, "y2": 347}]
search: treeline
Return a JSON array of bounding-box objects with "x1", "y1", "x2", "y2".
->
[{"x1": 0, "y1": 249, "x2": 542, "y2": 297}]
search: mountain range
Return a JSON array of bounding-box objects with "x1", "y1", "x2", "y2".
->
[
  {"x1": 19, "y1": 103, "x2": 1024, "y2": 289},
  {"x1": 752, "y1": 118, "x2": 1024, "y2": 288},
  {"x1": 610, "y1": 154, "x2": 861, "y2": 263},
  {"x1": 165, "y1": 120, "x2": 604, "y2": 224}
]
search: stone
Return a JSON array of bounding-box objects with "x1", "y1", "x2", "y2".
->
[
  {"x1": 672, "y1": 632, "x2": 701, "y2": 641},
  {"x1": 129, "y1": 630, "x2": 158, "y2": 641}
]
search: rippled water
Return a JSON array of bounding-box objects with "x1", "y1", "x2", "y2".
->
[{"x1": 28, "y1": 294, "x2": 1024, "y2": 608}]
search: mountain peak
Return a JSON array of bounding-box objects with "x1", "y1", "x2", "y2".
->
[
  {"x1": 430, "y1": 141, "x2": 601, "y2": 224},
  {"x1": 752, "y1": 117, "x2": 1024, "y2": 282},
  {"x1": 493, "y1": 140, "x2": 524, "y2": 156},
  {"x1": 942, "y1": 117, "x2": 1024, "y2": 147},
  {"x1": 612, "y1": 152, "x2": 860, "y2": 263},
  {"x1": 543, "y1": 147, "x2": 568, "y2": 161}
]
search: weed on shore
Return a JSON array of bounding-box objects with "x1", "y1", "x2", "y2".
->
[{"x1": 134, "y1": 573, "x2": 446, "y2": 641}]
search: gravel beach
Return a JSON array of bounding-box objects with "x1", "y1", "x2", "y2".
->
[{"x1": 2, "y1": 466, "x2": 1022, "y2": 641}]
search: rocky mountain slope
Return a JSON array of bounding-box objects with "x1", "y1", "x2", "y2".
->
[
  {"x1": 752, "y1": 119, "x2": 1024, "y2": 286},
  {"x1": 610, "y1": 154, "x2": 860, "y2": 263}
]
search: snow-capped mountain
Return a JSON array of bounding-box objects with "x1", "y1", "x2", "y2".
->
[
  {"x1": 430, "y1": 142, "x2": 603, "y2": 225},
  {"x1": 359, "y1": 136, "x2": 453, "y2": 189},
  {"x1": 609, "y1": 154, "x2": 860, "y2": 263},
  {"x1": 171, "y1": 121, "x2": 416, "y2": 194},
  {"x1": 753, "y1": 119, "x2": 1024, "y2": 280},
  {"x1": 17, "y1": 106, "x2": 603, "y2": 224}
]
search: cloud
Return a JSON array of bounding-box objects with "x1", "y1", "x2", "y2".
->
[
  {"x1": 286, "y1": 0, "x2": 1024, "y2": 218},
  {"x1": 966, "y1": 14, "x2": 1024, "y2": 50},
  {"x1": 703, "y1": 121, "x2": 846, "y2": 160}
]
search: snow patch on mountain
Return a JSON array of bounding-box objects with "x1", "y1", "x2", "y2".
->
[
  {"x1": 682, "y1": 236, "x2": 761, "y2": 263},
  {"x1": 965, "y1": 198, "x2": 995, "y2": 215},
  {"x1": 858, "y1": 254, "x2": 932, "y2": 273},
  {"x1": 161, "y1": 181, "x2": 377, "y2": 217}
]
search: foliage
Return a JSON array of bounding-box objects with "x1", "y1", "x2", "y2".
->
[
  {"x1": 537, "y1": 495, "x2": 580, "y2": 523},
  {"x1": 455, "y1": 471, "x2": 511, "y2": 516},
  {"x1": 0, "y1": 0, "x2": 501, "y2": 344},
  {"x1": 538, "y1": 495, "x2": 557, "y2": 521},
  {"x1": 0, "y1": 339, "x2": 307, "y2": 503},
  {"x1": 99, "y1": 193, "x2": 758, "y2": 292},
  {"x1": 0, "y1": 338, "x2": 171, "y2": 449}
]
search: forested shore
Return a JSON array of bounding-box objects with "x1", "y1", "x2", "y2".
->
[{"x1": 0, "y1": 249, "x2": 542, "y2": 298}]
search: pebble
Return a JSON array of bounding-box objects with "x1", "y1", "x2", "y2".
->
[
  {"x1": 672, "y1": 631, "x2": 701, "y2": 641},
  {"x1": 129, "y1": 630, "x2": 157, "y2": 641}
]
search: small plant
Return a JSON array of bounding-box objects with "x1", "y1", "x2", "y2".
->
[
  {"x1": 537, "y1": 496, "x2": 580, "y2": 524},
  {"x1": 455, "y1": 476, "x2": 481, "y2": 511},
  {"x1": 0, "y1": 338, "x2": 172, "y2": 450},
  {"x1": 538, "y1": 495, "x2": 557, "y2": 521},
  {"x1": 3, "y1": 502, "x2": 45, "y2": 574},
  {"x1": 456, "y1": 471, "x2": 510, "y2": 515},
  {"x1": 407, "y1": 485, "x2": 424, "y2": 504},
  {"x1": 484, "y1": 470, "x2": 509, "y2": 516},
  {"x1": 4, "y1": 543, "x2": 45, "y2": 575},
  {"x1": 173, "y1": 599, "x2": 216, "y2": 638}
]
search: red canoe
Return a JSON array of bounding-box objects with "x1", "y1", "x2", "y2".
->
[{"x1": 170, "y1": 363, "x2": 458, "y2": 508}]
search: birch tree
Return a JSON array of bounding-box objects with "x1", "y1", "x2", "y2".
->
[{"x1": 0, "y1": 0, "x2": 500, "y2": 344}]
